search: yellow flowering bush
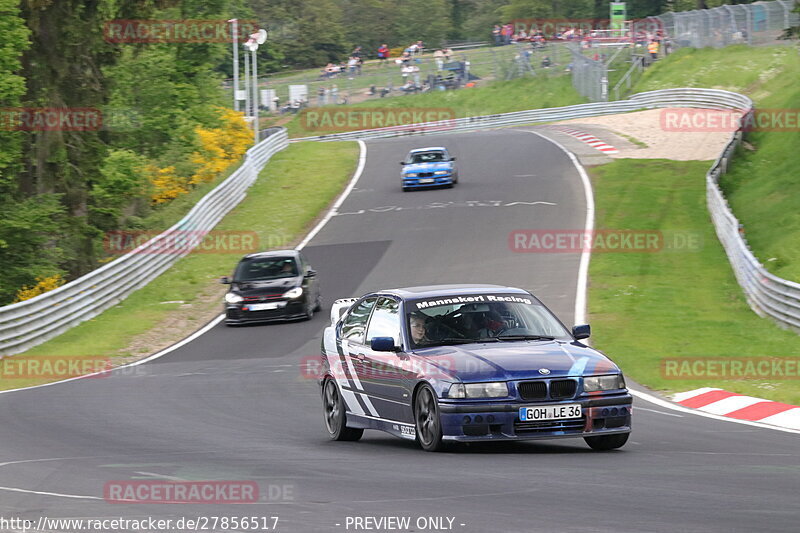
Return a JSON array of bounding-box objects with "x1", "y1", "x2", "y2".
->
[
  {"x1": 148, "y1": 165, "x2": 190, "y2": 204},
  {"x1": 190, "y1": 108, "x2": 252, "y2": 186},
  {"x1": 14, "y1": 274, "x2": 66, "y2": 303}
]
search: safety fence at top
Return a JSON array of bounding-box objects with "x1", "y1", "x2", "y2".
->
[
  {"x1": 295, "y1": 87, "x2": 800, "y2": 334},
  {"x1": 0, "y1": 129, "x2": 289, "y2": 356}
]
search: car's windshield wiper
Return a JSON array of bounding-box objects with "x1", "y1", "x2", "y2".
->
[{"x1": 495, "y1": 334, "x2": 556, "y2": 341}]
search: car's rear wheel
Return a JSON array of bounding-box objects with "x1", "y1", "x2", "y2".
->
[
  {"x1": 584, "y1": 432, "x2": 629, "y2": 451},
  {"x1": 402, "y1": 187, "x2": 410, "y2": 192},
  {"x1": 414, "y1": 384, "x2": 446, "y2": 452},
  {"x1": 322, "y1": 379, "x2": 363, "y2": 441}
]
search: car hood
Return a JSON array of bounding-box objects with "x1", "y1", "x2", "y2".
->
[
  {"x1": 232, "y1": 276, "x2": 302, "y2": 296},
  {"x1": 402, "y1": 162, "x2": 453, "y2": 173},
  {"x1": 413, "y1": 341, "x2": 620, "y2": 382}
]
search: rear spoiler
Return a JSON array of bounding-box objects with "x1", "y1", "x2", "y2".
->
[{"x1": 330, "y1": 298, "x2": 359, "y2": 326}]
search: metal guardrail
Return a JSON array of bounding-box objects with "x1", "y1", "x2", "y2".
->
[
  {"x1": 295, "y1": 87, "x2": 800, "y2": 333},
  {"x1": 0, "y1": 129, "x2": 289, "y2": 356}
]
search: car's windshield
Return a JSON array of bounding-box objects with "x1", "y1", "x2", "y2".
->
[
  {"x1": 234, "y1": 257, "x2": 298, "y2": 282},
  {"x1": 406, "y1": 293, "x2": 571, "y2": 348},
  {"x1": 408, "y1": 151, "x2": 446, "y2": 164}
]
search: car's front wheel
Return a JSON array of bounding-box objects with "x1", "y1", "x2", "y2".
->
[
  {"x1": 584, "y1": 432, "x2": 629, "y2": 451},
  {"x1": 414, "y1": 384, "x2": 446, "y2": 452},
  {"x1": 322, "y1": 379, "x2": 363, "y2": 441}
]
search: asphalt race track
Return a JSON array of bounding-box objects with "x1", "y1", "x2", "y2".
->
[{"x1": 1, "y1": 130, "x2": 798, "y2": 533}]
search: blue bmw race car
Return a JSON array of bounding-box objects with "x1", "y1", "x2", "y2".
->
[
  {"x1": 319, "y1": 284, "x2": 632, "y2": 452},
  {"x1": 400, "y1": 147, "x2": 458, "y2": 191}
]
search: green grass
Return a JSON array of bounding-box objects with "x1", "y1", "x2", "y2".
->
[
  {"x1": 4, "y1": 141, "x2": 359, "y2": 391},
  {"x1": 633, "y1": 45, "x2": 800, "y2": 283},
  {"x1": 285, "y1": 75, "x2": 584, "y2": 137},
  {"x1": 588, "y1": 159, "x2": 800, "y2": 405}
]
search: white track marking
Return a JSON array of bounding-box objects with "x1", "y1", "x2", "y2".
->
[
  {"x1": 523, "y1": 131, "x2": 593, "y2": 326},
  {"x1": 523, "y1": 129, "x2": 800, "y2": 436},
  {"x1": 296, "y1": 140, "x2": 367, "y2": 250}
]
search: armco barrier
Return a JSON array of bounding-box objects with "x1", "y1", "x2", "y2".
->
[
  {"x1": 0, "y1": 129, "x2": 289, "y2": 356},
  {"x1": 295, "y1": 88, "x2": 800, "y2": 334}
]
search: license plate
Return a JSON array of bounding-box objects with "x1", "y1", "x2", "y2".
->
[
  {"x1": 519, "y1": 404, "x2": 582, "y2": 422},
  {"x1": 418, "y1": 178, "x2": 435, "y2": 184},
  {"x1": 247, "y1": 302, "x2": 285, "y2": 311}
]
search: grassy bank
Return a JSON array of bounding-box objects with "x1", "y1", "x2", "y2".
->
[
  {"x1": 4, "y1": 142, "x2": 359, "y2": 391},
  {"x1": 588, "y1": 159, "x2": 800, "y2": 405},
  {"x1": 634, "y1": 45, "x2": 800, "y2": 281}
]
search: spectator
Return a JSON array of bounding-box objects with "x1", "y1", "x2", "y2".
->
[
  {"x1": 443, "y1": 47, "x2": 453, "y2": 61},
  {"x1": 331, "y1": 84, "x2": 338, "y2": 104},
  {"x1": 493, "y1": 24, "x2": 502, "y2": 45},
  {"x1": 648, "y1": 40, "x2": 659, "y2": 61},
  {"x1": 317, "y1": 86, "x2": 326, "y2": 105},
  {"x1": 434, "y1": 49, "x2": 445, "y2": 70},
  {"x1": 541, "y1": 56, "x2": 551, "y2": 68},
  {"x1": 351, "y1": 46, "x2": 363, "y2": 58},
  {"x1": 347, "y1": 56, "x2": 358, "y2": 78},
  {"x1": 377, "y1": 44, "x2": 389, "y2": 64},
  {"x1": 502, "y1": 23, "x2": 513, "y2": 45}
]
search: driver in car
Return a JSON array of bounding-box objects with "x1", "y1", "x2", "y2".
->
[{"x1": 409, "y1": 313, "x2": 434, "y2": 346}]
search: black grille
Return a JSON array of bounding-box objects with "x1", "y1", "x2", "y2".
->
[
  {"x1": 518, "y1": 381, "x2": 547, "y2": 400},
  {"x1": 514, "y1": 418, "x2": 585, "y2": 434},
  {"x1": 550, "y1": 379, "x2": 577, "y2": 399},
  {"x1": 417, "y1": 172, "x2": 434, "y2": 178}
]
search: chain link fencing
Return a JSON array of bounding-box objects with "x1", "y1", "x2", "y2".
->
[{"x1": 572, "y1": 0, "x2": 798, "y2": 102}]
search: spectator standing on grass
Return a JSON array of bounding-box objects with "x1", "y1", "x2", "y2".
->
[
  {"x1": 434, "y1": 49, "x2": 445, "y2": 70},
  {"x1": 502, "y1": 23, "x2": 513, "y2": 45},
  {"x1": 648, "y1": 40, "x2": 659, "y2": 61},
  {"x1": 318, "y1": 86, "x2": 326, "y2": 105},
  {"x1": 331, "y1": 84, "x2": 338, "y2": 104},
  {"x1": 493, "y1": 24, "x2": 501, "y2": 45},
  {"x1": 378, "y1": 44, "x2": 389, "y2": 63},
  {"x1": 347, "y1": 56, "x2": 358, "y2": 78}
]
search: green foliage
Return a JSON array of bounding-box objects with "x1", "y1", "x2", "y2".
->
[
  {"x1": 0, "y1": 0, "x2": 30, "y2": 180},
  {"x1": 89, "y1": 149, "x2": 150, "y2": 230},
  {"x1": 0, "y1": 194, "x2": 68, "y2": 304}
]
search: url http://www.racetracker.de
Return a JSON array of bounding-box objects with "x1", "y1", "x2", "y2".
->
[{"x1": 0, "y1": 516, "x2": 282, "y2": 532}]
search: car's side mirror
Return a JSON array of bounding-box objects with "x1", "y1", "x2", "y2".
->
[
  {"x1": 399, "y1": 161, "x2": 406, "y2": 165},
  {"x1": 220, "y1": 276, "x2": 231, "y2": 284},
  {"x1": 572, "y1": 324, "x2": 590, "y2": 340},
  {"x1": 450, "y1": 157, "x2": 456, "y2": 161},
  {"x1": 370, "y1": 337, "x2": 399, "y2": 352},
  {"x1": 305, "y1": 269, "x2": 317, "y2": 278}
]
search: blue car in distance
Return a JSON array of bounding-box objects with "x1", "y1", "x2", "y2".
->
[
  {"x1": 400, "y1": 147, "x2": 458, "y2": 191},
  {"x1": 319, "y1": 284, "x2": 632, "y2": 452}
]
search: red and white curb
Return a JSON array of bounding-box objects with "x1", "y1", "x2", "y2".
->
[
  {"x1": 673, "y1": 388, "x2": 800, "y2": 430},
  {"x1": 550, "y1": 126, "x2": 619, "y2": 154}
]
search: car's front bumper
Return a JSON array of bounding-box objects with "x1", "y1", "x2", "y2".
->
[
  {"x1": 438, "y1": 393, "x2": 632, "y2": 442},
  {"x1": 225, "y1": 298, "x2": 308, "y2": 324},
  {"x1": 403, "y1": 175, "x2": 453, "y2": 188}
]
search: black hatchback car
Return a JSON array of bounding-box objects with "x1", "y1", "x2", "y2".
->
[{"x1": 221, "y1": 250, "x2": 321, "y2": 325}]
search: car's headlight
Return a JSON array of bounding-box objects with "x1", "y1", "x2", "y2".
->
[
  {"x1": 448, "y1": 382, "x2": 508, "y2": 399},
  {"x1": 404, "y1": 173, "x2": 418, "y2": 178},
  {"x1": 583, "y1": 374, "x2": 625, "y2": 392},
  {"x1": 433, "y1": 170, "x2": 449, "y2": 175},
  {"x1": 225, "y1": 292, "x2": 243, "y2": 304},
  {"x1": 283, "y1": 287, "x2": 303, "y2": 299}
]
